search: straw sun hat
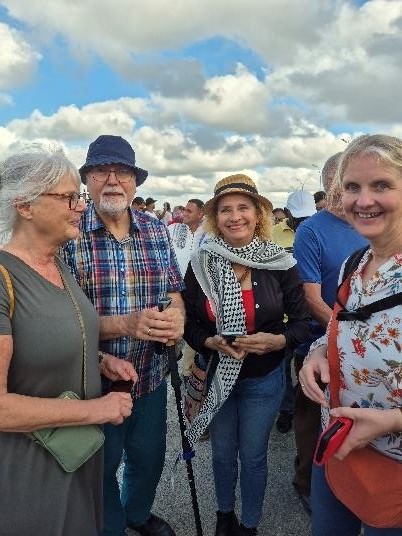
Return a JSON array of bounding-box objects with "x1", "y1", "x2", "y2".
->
[{"x1": 204, "y1": 174, "x2": 273, "y2": 214}]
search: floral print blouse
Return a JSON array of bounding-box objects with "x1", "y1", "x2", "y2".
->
[{"x1": 309, "y1": 249, "x2": 402, "y2": 461}]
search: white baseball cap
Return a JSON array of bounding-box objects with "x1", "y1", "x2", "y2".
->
[{"x1": 286, "y1": 190, "x2": 316, "y2": 218}]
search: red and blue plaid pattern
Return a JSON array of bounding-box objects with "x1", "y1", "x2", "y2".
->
[{"x1": 63, "y1": 203, "x2": 184, "y2": 398}]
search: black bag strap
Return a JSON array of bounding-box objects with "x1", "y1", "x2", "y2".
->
[
  {"x1": 337, "y1": 294, "x2": 402, "y2": 321},
  {"x1": 341, "y1": 245, "x2": 370, "y2": 285},
  {"x1": 336, "y1": 246, "x2": 402, "y2": 321}
]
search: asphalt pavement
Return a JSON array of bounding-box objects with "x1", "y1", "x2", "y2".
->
[{"x1": 126, "y1": 380, "x2": 311, "y2": 536}]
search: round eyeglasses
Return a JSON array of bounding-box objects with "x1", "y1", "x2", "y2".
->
[
  {"x1": 41, "y1": 192, "x2": 87, "y2": 210},
  {"x1": 89, "y1": 166, "x2": 134, "y2": 183}
]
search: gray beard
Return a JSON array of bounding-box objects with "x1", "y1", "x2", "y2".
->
[{"x1": 99, "y1": 195, "x2": 128, "y2": 216}]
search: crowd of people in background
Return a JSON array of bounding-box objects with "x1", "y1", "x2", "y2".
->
[
  {"x1": 0, "y1": 133, "x2": 401, "y2": 536},
  {"x1": 131, "y1": 196, "x2": 187, "y2": 226}
]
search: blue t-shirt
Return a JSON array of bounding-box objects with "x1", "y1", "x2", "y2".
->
[
  {"x1": 294, "y1": 210, "x2": 368, "y2": 307},
  {"x1": 293, "y1": 210, "x2": 368, "y2": 352}
]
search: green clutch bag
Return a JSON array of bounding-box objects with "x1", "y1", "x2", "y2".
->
[{"x1": 31, "y1": 391, "x2": 105, "y2": 473}]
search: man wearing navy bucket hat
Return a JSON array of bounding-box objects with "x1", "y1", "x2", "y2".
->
[
  {"x1": 64, "y1": 135, "x2": 185, "y2": 536},
  {"x1": 79, "y1": 135, "x2": 149, "y2": 188}
]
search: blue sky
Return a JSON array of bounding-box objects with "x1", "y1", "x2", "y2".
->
[{"x1": 0, "y1": 0, "x2": 401, "y2": 208}]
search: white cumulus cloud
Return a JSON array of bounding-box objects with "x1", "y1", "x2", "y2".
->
[{"x1": 0, "y1": 22, "x2": 41, "y2": 90}]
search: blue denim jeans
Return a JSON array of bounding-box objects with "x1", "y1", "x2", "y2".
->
[
  {"x1": 209, "y1": 362, "x2": 285, "y2": 529},
  {"x1": 311, "y1": 463, "x2": 402, "y2": 536},
  {"x1": 101, "y1": 380, "x2": 167, "y2": 536}
]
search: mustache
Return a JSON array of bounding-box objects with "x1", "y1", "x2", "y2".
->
[{"x1": 101, "y1": 188, "x2": 125, "y2": 194}]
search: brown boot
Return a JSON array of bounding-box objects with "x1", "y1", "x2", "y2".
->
[{"x1": 214, "y1": 510, "x2": 240, "y2": 536}]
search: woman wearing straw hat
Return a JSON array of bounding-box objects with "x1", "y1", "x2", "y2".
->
[{"x1": 183, "y1": 174, "x2": 310, "y2": 536}]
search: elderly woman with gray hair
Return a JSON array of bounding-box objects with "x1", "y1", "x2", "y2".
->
[{"x1": 0, "y1": 148, "x2": 136, "y2": 535}]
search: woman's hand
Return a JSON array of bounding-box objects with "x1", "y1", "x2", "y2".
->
[
  {"x1": 298, "y1": 345, "x2": 330, "y2": 406},
  {"x1": 330, "y1": 406, "x2": 402, "y2": 460},
  {"x1": 232, "y1": 332, "x2": 286, "y2": 355},
  {"x1": 89, "y1": 392, "x2": 133, "y2": 425},
  {"x1": 100, "y1": 353, "x2": 138, "y2": 384},
  {"x1": 204, "y1": 335, "x2": 246, "y2": 361}
]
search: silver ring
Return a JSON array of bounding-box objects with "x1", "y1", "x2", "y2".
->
[
  {"x1": 300, "y1": 383, "x2": 305, "y2": 388},
  {"x1": 146, "y1": 327, "x2": 152, "y2": 336}
]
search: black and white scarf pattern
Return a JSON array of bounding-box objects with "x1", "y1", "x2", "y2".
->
[
  {"x1": 186, "y1": 236, "x2": 295, "y2": 446},
  {"x1": 170, "y1": 223, "x2": 188, "y2": 249}
]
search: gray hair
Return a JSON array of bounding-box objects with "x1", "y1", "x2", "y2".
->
[
  {"x1": 321, "y1": 152, "x2": 343, "y2": 193},
  {"x1": 336, "y1": 134, "x2": 402, "y2": 183},
  {"x1": 0, "y1": 147, "x2": 79, "y2": 240}
]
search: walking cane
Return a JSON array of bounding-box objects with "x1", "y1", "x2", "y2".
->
[{"x1": 158, "y1": 298, "x2": 204, "y2": 536}]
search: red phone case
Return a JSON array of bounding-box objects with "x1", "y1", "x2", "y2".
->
[{"x1": 314, "y1": 417, "x2": 353, "y2": 465}]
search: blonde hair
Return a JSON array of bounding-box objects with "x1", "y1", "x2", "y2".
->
[
  {"x1": 336, "y1": 134, "x2": 402, "y2": 184},
  {"x1": 204, "y1": 193, "x2": 272, "y2": 241}
]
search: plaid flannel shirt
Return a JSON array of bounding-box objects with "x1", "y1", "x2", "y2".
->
[{"x1": 63, "y1": 203, "x2": 184, "y2": 398}]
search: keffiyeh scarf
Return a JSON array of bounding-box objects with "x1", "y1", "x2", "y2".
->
[{"x1": 186, "y1": 236, "x2": 295, "y2": 446}]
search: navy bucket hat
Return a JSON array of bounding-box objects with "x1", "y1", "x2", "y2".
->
[{"x1": 79, "y1": 135, "x2": 148, "y2": 186}]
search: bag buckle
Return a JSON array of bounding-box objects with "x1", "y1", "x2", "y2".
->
[{"x1": 337, "y1": 308, "x2": 372, "y2": 321}]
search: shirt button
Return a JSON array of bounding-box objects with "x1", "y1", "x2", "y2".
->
[
  {"x1": 121, "y1": 291, "x2": 126, "y2": 296},
  {"x1": 255, "y1": 304, "x2": 260, "y2": 309},
  {"x1": 253, "y1": 281, "x2": 257, "y2": 286}
]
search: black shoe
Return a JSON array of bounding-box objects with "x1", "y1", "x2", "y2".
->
[
  {"x1": 128, "y1": 514, "x2": 176, "y2": 535},
  {"x1": 238, "y1": 524, "x2": 258, "y2": 536},
  {"x1": 215, "y1": 510, "x2": 239, "y2": 536},
  {"x1": 276, "y1": 410, "x2": 293, "y2": 433}
]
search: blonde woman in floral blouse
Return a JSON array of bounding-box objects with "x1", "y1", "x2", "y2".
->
[{"x1": 299, "y1": 134, "x2": 402, "y2": 536}]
